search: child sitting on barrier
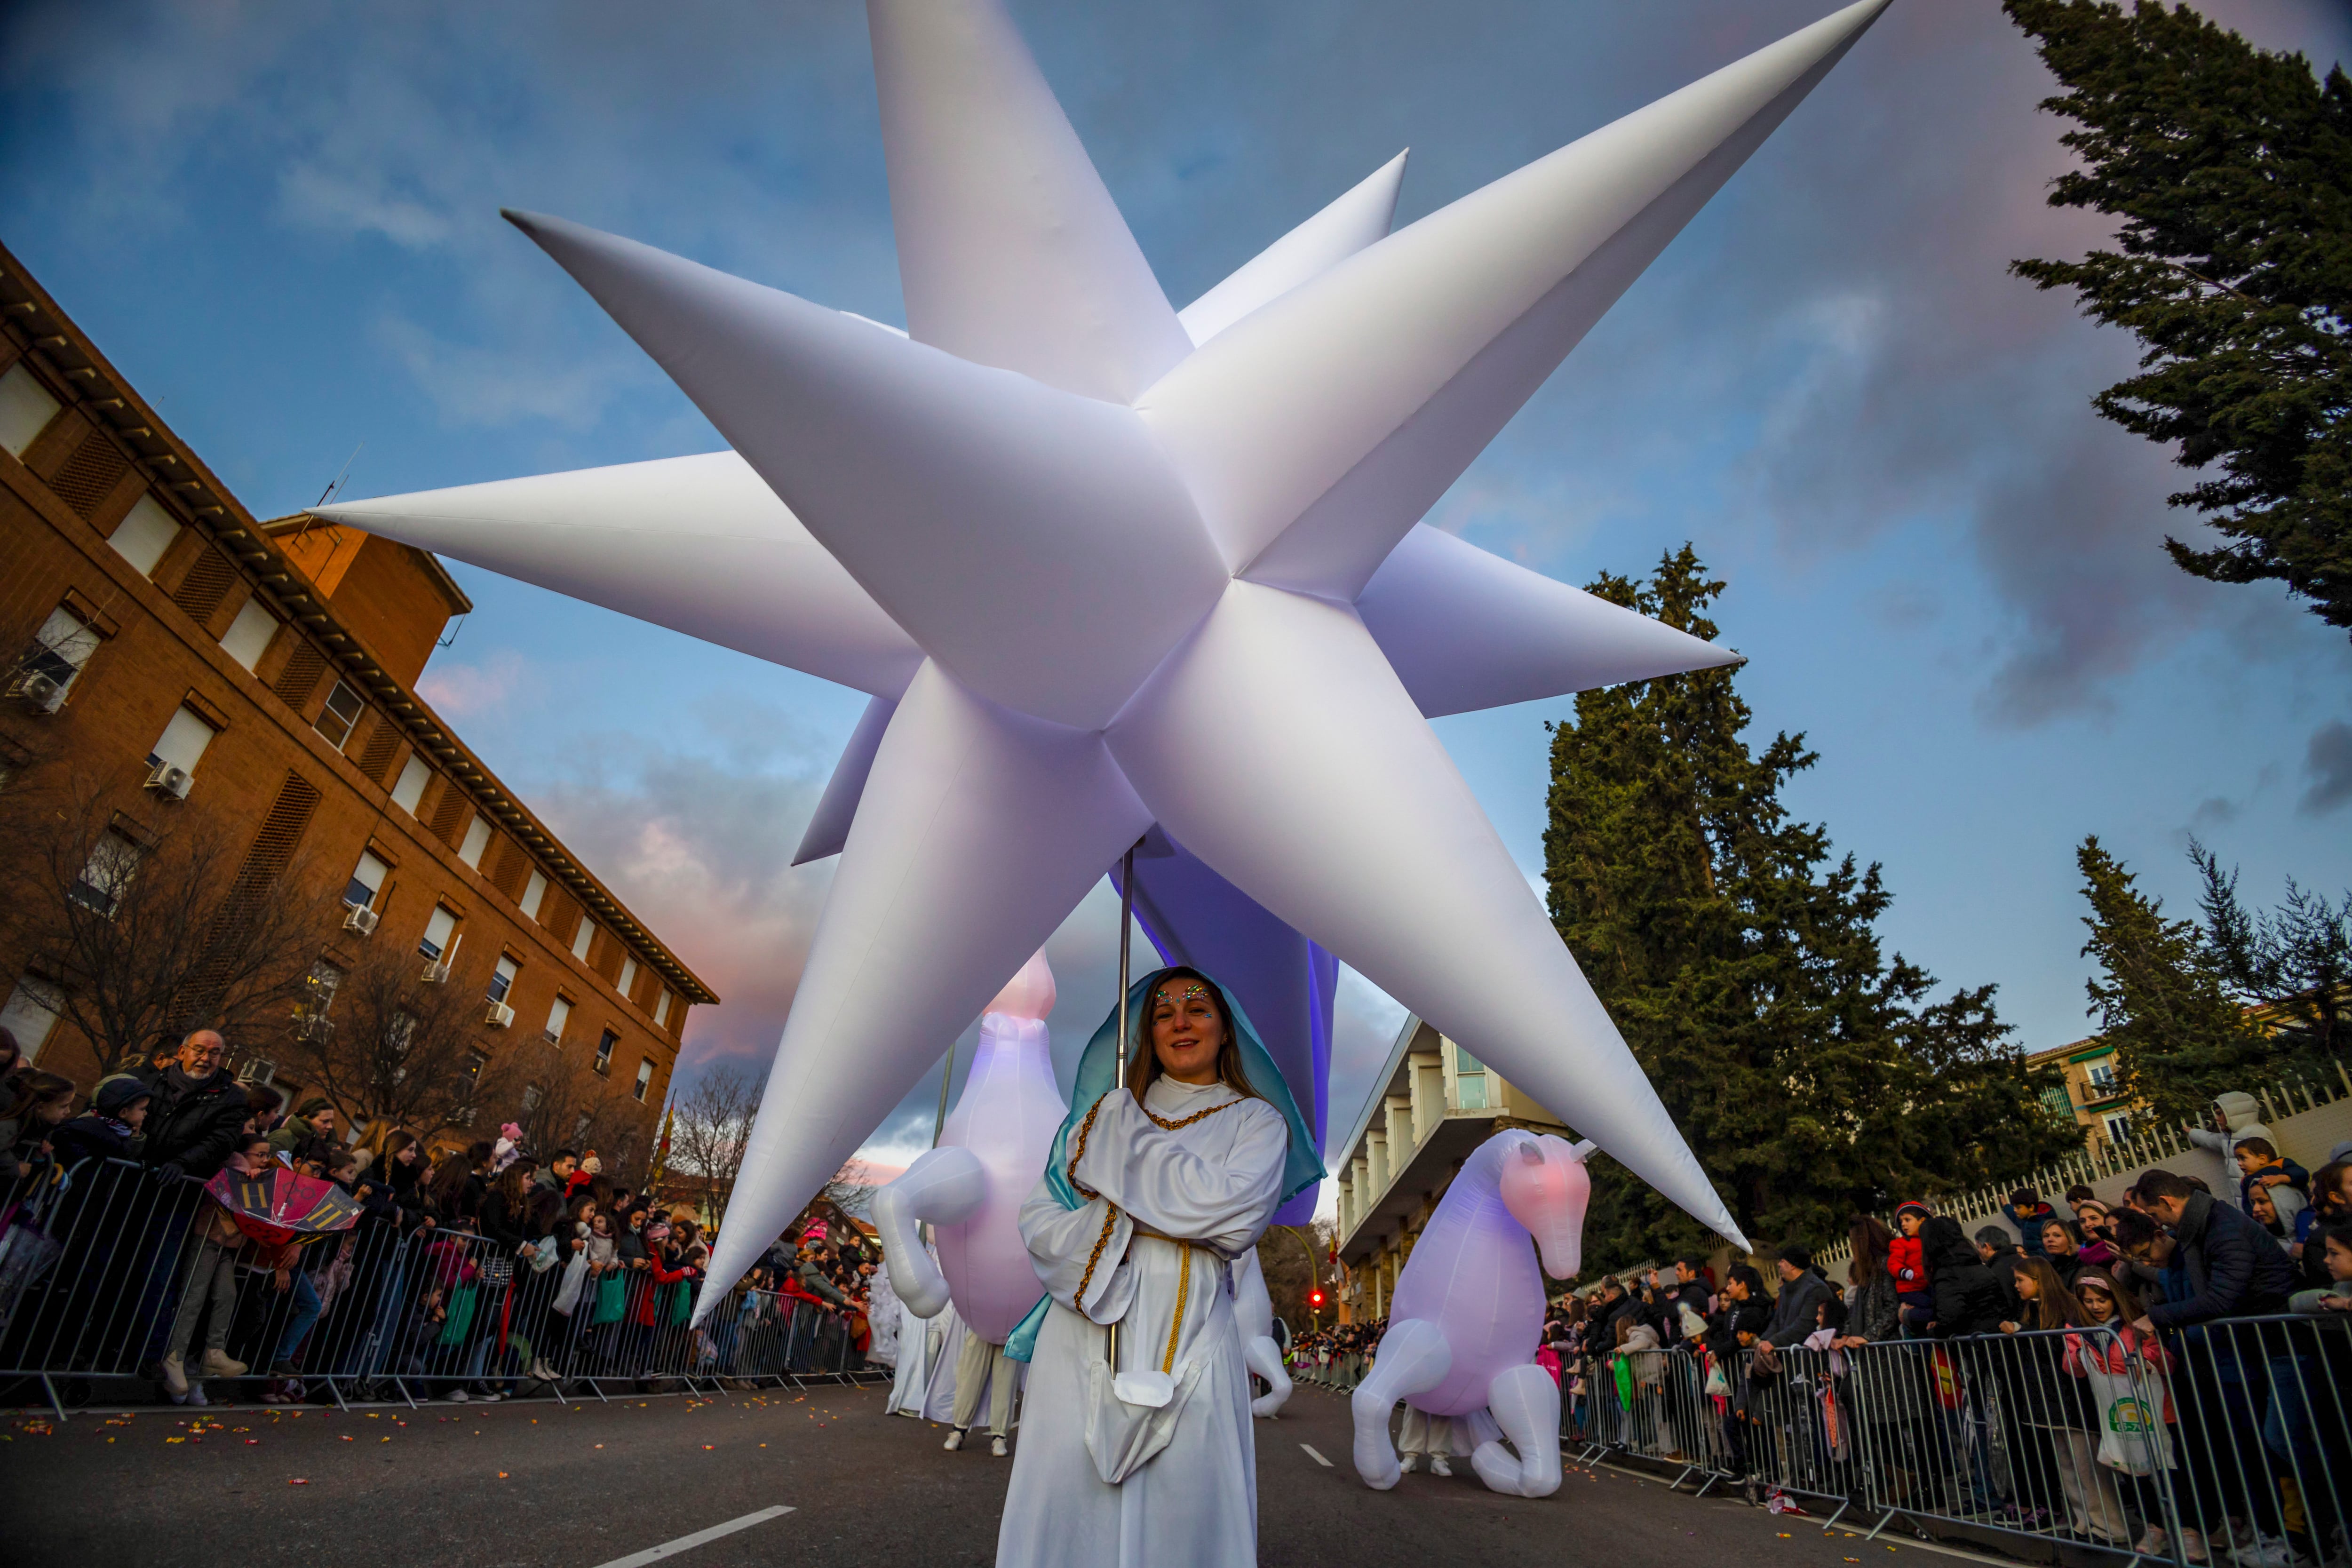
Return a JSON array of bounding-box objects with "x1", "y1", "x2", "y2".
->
[{"x1": 1890, "y1": 1202, "x2": 1934, "y2": 1329}]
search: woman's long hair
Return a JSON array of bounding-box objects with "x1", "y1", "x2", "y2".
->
[
  {"x1": 2017, "y1": 1256, "x2": 2082, "y2": 1330},
  {"x1": 1, "y1": 1071, "x2": 73, "y2": 1127},
  {"x1": 1127, "y1": 967, "x2": 1263, "y2": 1108},
  {"x1": 1848, "y1": 1214, "x2": 1893, "y2": 1278}
]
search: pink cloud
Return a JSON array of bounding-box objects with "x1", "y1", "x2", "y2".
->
[{"x1": 418, "y1": 648, "x2": 532, "y2": 718}]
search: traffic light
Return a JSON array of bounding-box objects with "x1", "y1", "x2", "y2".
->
[{"x1": 1308, "y1": 1289, "x2": 1325, "y2": 1309}]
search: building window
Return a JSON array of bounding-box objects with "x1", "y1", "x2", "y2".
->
[
  {"x1": 1454, "y1": 1046, "x2": 1488, "y2": 1111},
  {"x1": 147, "y1": 705, "x2": 218, "y2": 779},
  {"x1": 2085, "y1": 1061, "x2": 2117, "y2": 1096},
  {"x1": 572, "y1": 918, "x2": 596, "y2": 963},
  {"x1": 0, "y1": 360, "x2": 63, "y2": 456},
  {"x1": 618, "y1": 956, "x2": 638, "y2": 998},
  {"x1": 345, "y1": 849, "x2": 389, "y2": 909},
  {"x1": 488, "y1": 955, "x2": 519, "y2": 1005},
  {"x1": 519, "y1": 869, "x2": 548, "y2": 920},
  {"x1": 2103, "y1": 1111, "x2": 2132, "y2": 1145},
  {"x1": 391, "y1": 756, "x2": 432, "y2": 813},
  {"x1": 303, "y1": 958, "x2": 344, "y2": 1011},
  {"x1": 459, "y1": 816, "x2": 493, "y2": 869},
  {"x1": 16, "y1": 606, "x2": 100, "y2": 701},
  {"x1": 521, "y1": 1082, "x2": 543, "y2": 1113},
  {"x1": 0, "y1": 975, "x2": 64, "y2": 1066},
  {"x1": 544, "y1": 995, "x2": 572, "y2": 1046},
  {"x1": 595, "y1": 1029, "x2": 618, "y2": 1075},
  {"x1": 218, "y1": 597, "x2": 278, "y2": 672},
  {"x1": 633, "y1": 1058, "x2": 654, "y2": 1102},
  {"x1": 464, "y1": 1049, "x2": 489, "y2": 1081},
  {"x1": 419, "y1": 905, "x2": 458, "y2": 962},
  {"x1": 71, "y1": 828, "x2": 145, "y2": 917},
  {"x1": 107, "y1": 494, "x2": 183, "y2": 577},
  {"x1": 314, "y1": 679, "x2": 365, "y2": 750},
  {"x1": 2040, "y1": 1084, "x2": 2074, "y2": 1121},
  {"x1": 652, "y1": 988, "x2": 671, "y2": 1028}
]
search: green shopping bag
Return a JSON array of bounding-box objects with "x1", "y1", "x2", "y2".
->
[
  {"x1": 592, "y1": 1273, "x2": 626, "y2": 1326},
  {"x1": 1613, "y1": 1357, "x2": 1635, "y2": 1412},
  {"x1": 662, "y1": 1280, "x2": 694, "y2": 1328},
  {"x1": 437, "y1": 1282, "x2": 479, "y2": 1346}
]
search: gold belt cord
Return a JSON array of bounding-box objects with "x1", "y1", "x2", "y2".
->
[{"x1": 1163, "y1": 1241, "x2": 1191, "y2": 1375}]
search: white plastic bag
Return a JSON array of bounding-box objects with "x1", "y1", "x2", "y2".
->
[{"x1": 2082, "y1": 1360, "x2": 2173, "y2": 1476}]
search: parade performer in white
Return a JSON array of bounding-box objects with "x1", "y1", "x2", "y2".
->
[{"x1": 998, "y1": 966, "x2": 1319, "y2": 1568}]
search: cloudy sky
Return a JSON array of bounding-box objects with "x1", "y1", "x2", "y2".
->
[{"x1": 6, "y1": 0, "x2": 2347, "y2": 1185}]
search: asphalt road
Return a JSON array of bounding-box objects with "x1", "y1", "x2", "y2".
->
[{"x1": 1, "y1": 1381, "x2": 1929, "y2": 1568}]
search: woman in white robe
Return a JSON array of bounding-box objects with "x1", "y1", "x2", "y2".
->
[{"x1": 996, "y1": 966, "x2": 1318, "y2": 1568}]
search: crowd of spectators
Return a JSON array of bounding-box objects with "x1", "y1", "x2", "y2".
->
[
  {"x1": 0, "y1": 1027, "x2": 885, "y2": 1410},
  {"x1": 1536, "y1": 1159, "x2": 2352, "y2": 1568}
]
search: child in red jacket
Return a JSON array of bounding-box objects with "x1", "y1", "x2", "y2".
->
[{"x1": 1889, "y1": 1202, "x2": 1934, "y2": 1329}]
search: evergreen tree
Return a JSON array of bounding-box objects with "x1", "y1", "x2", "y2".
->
[
  {"x1": 2190, "y1": 840, "x2": 2348, "y2": 1072},
  {"x1": 1544, "y1": 548, "x2": 2074, "y2": 1269},
  {"x1": 2004, "y1": 1, "x2": 2351, "y2": 636},
  {"x1": 2076, "y1": 836, "x2": 2263, "y2": 1124}
]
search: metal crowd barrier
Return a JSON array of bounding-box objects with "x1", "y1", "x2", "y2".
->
[
  {"x1": 0, "y1": 1157, "x2": 887, "y2": 1419},
  {"x1": 1572, "y1": 1321, "x2": 2351, "y2": 1568}
]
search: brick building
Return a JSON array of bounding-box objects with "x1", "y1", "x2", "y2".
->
[{"x1": 0, "y1": 239, "x2": 716, "y2": 1158}]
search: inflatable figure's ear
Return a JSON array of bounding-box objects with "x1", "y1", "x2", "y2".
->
[{"x1": 1501, "y1": 1134, "x2": 1591, "y2": 1281}]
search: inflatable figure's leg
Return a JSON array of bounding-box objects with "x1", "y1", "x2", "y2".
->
[
  {"x1": 1245, "y1": 1334, "x2": 1292, "y2": 1417},
  {"x1": 1231, "y1": 1250, "x2": 1292, "y2": 1417},
  {"x1": 870, "y1": 1146, "x2": 985, "y2": 1318},
  {"x1": 1470, "y1": 1362, "x2": 1564, "y2": 1497},
  {"x1": 1350, "y1": 1318, "x2": 1450, "y2": 1491}
]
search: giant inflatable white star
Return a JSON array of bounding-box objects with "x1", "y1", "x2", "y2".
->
[{"x1": 324, "y1": 0, "x2": 1891, "y2": 1304}]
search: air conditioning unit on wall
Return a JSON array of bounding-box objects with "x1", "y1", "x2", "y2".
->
[
  {"x1": 343, "y1": 906, "x2": 380, "y2": 936},
  {"x1": 144, "y1": 762, "x2": 193, "y2": 800},
  {"x1": 420, "y1": 959, "x2": 451, "y2": 985},
  {"x1": 485, "y1": 1001, "x2": 515, "y2": 1029},
  {"x1": 9, "y1": 670, "x2": 65, "y2": 714}
]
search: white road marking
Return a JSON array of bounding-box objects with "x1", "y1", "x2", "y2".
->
[
  {"x1": 1300, "y1": 1443, "x2": 1333, "y2": 1467},
  {"x1": 589, "y1": 1506, "x2": 795, "y2": 1568}
]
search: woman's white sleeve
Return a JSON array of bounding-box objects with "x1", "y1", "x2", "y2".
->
[
  {"x1": 1071, "y1": 1097, "x2": 1287, "y2": 1258},
  {"x1": 1018, "y1": 1174, "x2": 1136, "y2": 1324}
]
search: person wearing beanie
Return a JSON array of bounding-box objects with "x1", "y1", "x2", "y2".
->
[
  {"x1": 1889, "y1": 1202, "x2": 1934, "y2": 1329},
  {"x1": 49, "y1": 1078, "x2": 152, "y2": 1166}
]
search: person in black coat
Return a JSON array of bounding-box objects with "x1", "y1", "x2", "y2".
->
[
  {"x1": 1758, "y1": 1244, "x2": 1834, "y2": 1347},
  {"x1": 2131, "y1": 1169, "x2": 2296, "y2": 1329},
  {"x1": 1919, "y1": 1215, "x2": 2009, "y2": 1337},
  {"x1": 132, "y1": 1031, "x2": 251, "y2": 1181}
]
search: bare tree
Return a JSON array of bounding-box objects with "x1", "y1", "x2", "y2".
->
[
  {"x1": 821, "y1": 1157, "x2": 876, "y2": 1221},
  {"x1": 494, "y1": 1029, "x2": 638, "y2": 1166},
  {"x1": 0, "y1": 776, "x2": 338, "y2": 1078},
  {"x1": 666, "y1": 1065, "x2": 761, "y2": 1225},
  {"x1": 281, "y1": 938, "x2": 499, "y2": 1144}
]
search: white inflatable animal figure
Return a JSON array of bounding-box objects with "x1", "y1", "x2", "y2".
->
[
  {"x1": 1231, "y1": 1245, "x2": 1293, "y2": 1417},
  {"x1": 872, "y1": 951, "x2": 1068, "y2": 1345},
  {"x1": 1351, "y1": 1130, "x2": 1591, "y2": 1496}
]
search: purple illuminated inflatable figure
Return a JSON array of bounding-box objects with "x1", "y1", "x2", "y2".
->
[
  {"x1": 872, "y1": 951, "x2": 1067, "y2": 1344},
  {"x1": 1351, "y1": 1129, "x2": 1591, "y2": 1496}
]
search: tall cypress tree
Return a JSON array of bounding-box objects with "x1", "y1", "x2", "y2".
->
[
  {"x1": 2004, "y1": 0, "x2": 2351, "y2": 635},
  {"x1": 1544, "y1": 549, "x2": 2075, "y2": 1266},
  {"x1": 2078, "y1": 836, "x2": 2292, "y2": 1122}
]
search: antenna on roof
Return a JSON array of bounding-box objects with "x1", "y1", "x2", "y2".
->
[{"x1": 315, "y1": 441, "x2": 365, "y2": 508}]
